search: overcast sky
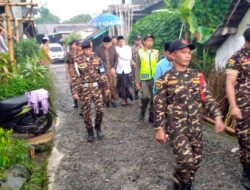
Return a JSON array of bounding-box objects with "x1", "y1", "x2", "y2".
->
[{"x1": 38, "y1": 0, "x2": 115, "y2": 21}]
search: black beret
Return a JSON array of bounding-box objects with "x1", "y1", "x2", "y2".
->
[{"x1": 81, "y1": 41, "x2": 91, "y2": 49}]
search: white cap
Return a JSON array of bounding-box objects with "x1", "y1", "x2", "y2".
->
[{"x1": 43, "y1": 36, "x2": 49, "y2": 41}]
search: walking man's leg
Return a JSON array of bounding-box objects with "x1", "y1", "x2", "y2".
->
[
  {"x1": 140, "y1": 80, "x2": 150, "y2": 122},
  {"x1": 80, "y1": 89, "x2": 94, "y2": 142},
  {"x1": 93, "y1": 88, "x2": 104, "y2": 140}
]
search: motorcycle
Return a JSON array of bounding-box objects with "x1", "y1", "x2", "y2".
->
[{"x1": 0, "y1": 93, "x2": 56, "y2": 135}]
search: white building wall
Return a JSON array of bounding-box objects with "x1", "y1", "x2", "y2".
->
[{"x1": 215, "y1": 9, "x2": 250, "y2": 70}]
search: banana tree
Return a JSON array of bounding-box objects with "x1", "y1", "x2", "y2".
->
[{"x1": 165, "y1": 0, "x2": 212, "y2": 44}]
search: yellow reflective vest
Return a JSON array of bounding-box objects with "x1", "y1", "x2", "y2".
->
[{"x1": 138, "y1": 48, "x2": 159, "y2": 80}]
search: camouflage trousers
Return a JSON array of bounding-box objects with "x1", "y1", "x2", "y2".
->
[
  {"x1": 236, "y1": 111, "x2": 250, "y2": 165},
  {"x1": 168, "y1": 118, "x2": 203, "y2": 184},
  {"x1": 79, "y1": 86, "x2": 104, "y2": 129}
]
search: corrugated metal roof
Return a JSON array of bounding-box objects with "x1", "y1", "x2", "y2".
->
[{"x1": 205, "y1": 0, "x2": 250, "y2": 48}]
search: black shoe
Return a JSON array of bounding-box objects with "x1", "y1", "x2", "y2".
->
[
  {"x1": 186, "y1": 181, "x2": 193, "y2": 190},
  {"x1": 72, "y1": 99, "x2": 79, "y2": 108},
  {"x1": 148, "y1": 112, "x2": 154, "y2": 124},
  {"x1": 106, "y1": 103, "x2": 110, "y2": 108},
  {"x1": 111, "y1": 102, "x2": 117, "y2": 108},
  {"x1": 243, "y1": 173, "x2": 250, "y2": 190},
  {"x1": 172, "y1": 182, "x2": 180, "y2": 190},
  {"x1": 87, "y1": 128, "x2": 95, "y2": 143},
  {"x1": 95, "y1": 124, "x2": 103, "y2": 140},
  {"x1": 243, "y1": 165, "x2": 250, "y2": 190},
  {"x1": 173, "y1": 181, "x2": 193, "y2": 190}
]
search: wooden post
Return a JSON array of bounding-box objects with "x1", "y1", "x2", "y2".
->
[{"x1": 5, "y1": 4, "x2": 15, "y2": 65}]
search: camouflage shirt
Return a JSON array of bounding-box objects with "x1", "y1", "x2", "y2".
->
[
  {"x1": 226, "y1": 48, "x2": 250, "y2": 110},
  {"x1": 65, "y1": 49, "x2": 77, "y2": 65},
  {"x1": 154, "y1": 68, "x2": 222, "y2": 129},
  {"x1": 71, "y1": 54, "x2": 110, "y2": 95}
]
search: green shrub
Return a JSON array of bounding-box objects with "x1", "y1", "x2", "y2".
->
[
  {"x1": 64, "y1": 32, "x2": 82, "y2": 46},
  {"x1": 0, "y1": 55, "x2": 54, "y2": 100},
  {"x1": 0, "y1": 128, "x2": 30, "y2": 169},
  {"x1": 14, "y1": 38, "x2": 44, "y2": 64}
]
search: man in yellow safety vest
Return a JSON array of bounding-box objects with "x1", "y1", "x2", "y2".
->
[{"x1": 135, "y1": 34, "x2": 160, "y2": 124}]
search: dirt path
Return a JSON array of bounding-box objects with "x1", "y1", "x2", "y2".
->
[{"x1": 49, "y1": 64, "x2": 244, "y2": 190}]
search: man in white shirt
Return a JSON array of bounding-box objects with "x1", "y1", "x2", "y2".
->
[
  {"x1": 115, "y1": 36, "x2": 134, "y2": 106},
  {"x1": 0, "y1": 29, "x2": 8, "y2": 53}
]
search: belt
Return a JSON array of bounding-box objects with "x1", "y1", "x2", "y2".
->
[{"x1": 83, "y1": 82, "x2": 98, "y2": 88}]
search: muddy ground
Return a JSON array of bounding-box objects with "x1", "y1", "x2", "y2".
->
[{"x1": 49, "y1": 64, "x2": 244, "y2": 190}]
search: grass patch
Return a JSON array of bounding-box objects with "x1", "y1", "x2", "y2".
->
[{"x1": 21, "y1": 145, "x2": 52, "y2": 190}]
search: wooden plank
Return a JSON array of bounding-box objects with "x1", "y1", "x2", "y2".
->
[{"x1": 26, "y1": 131, "x2": 54, "y2": 146}]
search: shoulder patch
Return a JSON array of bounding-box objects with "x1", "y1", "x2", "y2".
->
[
  {"x1": 228, "y1": 58, "x2": 236, "y2": 65},
  {"x1": 155, "y1": 79, "x2": 165, "y2": 90}
]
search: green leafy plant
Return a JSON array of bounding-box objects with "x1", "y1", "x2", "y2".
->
[
  {"x1": 19, "y1": 56, "x2": 48, "y2": 80},
  {"x1": 0, "y1": 128, "x2": 30, "y2": 168},
  {"x1": 63, "y1": 32, "x2": 82, "y2": 46},
  {"x1": 129, "y1": 11, "x2": 182, "y2": 51},
  {"x1": 14, "y1": 38, "x2": 44, "y2": 64}
]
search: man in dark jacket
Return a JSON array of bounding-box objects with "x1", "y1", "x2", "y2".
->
[{"x1": 95, "y1": 36, "x2": 118, "y2": 108}]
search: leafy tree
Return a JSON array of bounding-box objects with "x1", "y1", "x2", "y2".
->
[
  {"x1": 129, "y1": 11, "x2": 182, "y2": 51},
  {"x1": 63, "y1": 32, "x2": 82, "y2": 46},
  {"x1": 164, "y1": 0, "x2": 232, "y2": 34},
  {"x1": 35, "y1": 6, "x2": 60, "y2": 24},
  {"x1": 63, "y1": 14, "x2": 92, "y2": 24}
]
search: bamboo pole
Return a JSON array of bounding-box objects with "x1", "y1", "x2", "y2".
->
[
  {"x1": 5, "y1": 4, "x2": 15, "y2": 65},
  {"x1": 0, "y1": 3, "x2": 38, "y2": 6},
  {"x1": 0, "y1": 17, "x2": 35, "y2": 21},
  {"x1": 203, "y1": 115, "x2": 235, "y2": 135}
]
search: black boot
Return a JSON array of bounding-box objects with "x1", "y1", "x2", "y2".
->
[
  {"x1": 135, "y1": 90, "x2": 139, "y2": 100},
  {"x1": 87, "y1": 128, "x2": 94, "y2": 143},
  {"x1": 148, "y1": 112, "x2": 154, "y2": 124},
  {"x1": 72, "y1": 99, "x2": 78, "y2": 108},
  {"x1": 139, "y1": 111, "x2": 145, "y2": 122},
  {"x1": 95, "y1": 124, "x2": 103, "y2": 140},
  {"x1": 173, "y1": 181, "x2": 193, "y2": 190},
  {"x1": 186, "y1": 181, "x2": 193, "y2": 190},
  {"x1": 111, "y1": 102, "x2": 117, "y2": 108},
  {"x1": 243, "y1": 165, "x2": 250, "y2": 190},
  {"x1": 172, "y1": 181, "x2": 181, "y2": 190}
]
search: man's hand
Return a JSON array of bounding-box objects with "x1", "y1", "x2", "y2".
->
[
  {"x1": 73, "y1": 93, "x2": 79, "y2": 100},
  {"x1": 136, "y1": 82, "x2": 141, "y2": 90},
  {"x1": 155, "y1": 128, "x2": 167, "y2": 144},
  {"x1": 110, "y1": 68, "x2": 116, "y2": 76},
  {"x1": 214, "y1": 116, "x2": 225, "y2": 133},
  {"x1": 231, "y1": 106, "x2": 242, "y2": 120},
  {"x1": 105, "y1": 89, "x2": 111, "y2": 96}
]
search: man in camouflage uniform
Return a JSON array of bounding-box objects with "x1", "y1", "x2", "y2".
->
[
  {"x1": 226, "y1": 27, "x2": 250, "y2": 190},
  {"x1": 71, "y1": 41, "x2": 110, "y2": 143},
  {"x1": 154, "y1": 39, "x2": 225, "y2": 190},
  {"x1": 65, "y1": 40, "x2": 79, "y2": 108}
]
